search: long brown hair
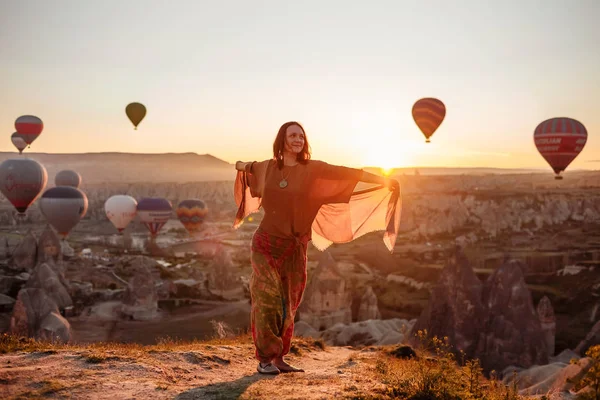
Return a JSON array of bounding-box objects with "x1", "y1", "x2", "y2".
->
[{"x1": 272, "y1": 121, "x2": 311, "y2": 169}]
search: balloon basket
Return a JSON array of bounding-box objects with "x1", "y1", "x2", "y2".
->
[
  {"x1": 14, "y1": 212, "x2": 27, "y2": 226},
  {"x1": 425, "y1": 139, "x2": 431, "y2": 143},
  {"x1": 555, "y1": 176, "x2": 563, "y2": 180}
]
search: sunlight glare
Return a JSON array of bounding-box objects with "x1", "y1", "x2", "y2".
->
[{"x1": 348, "y1": 110, "x2": 419, "y2": 170}]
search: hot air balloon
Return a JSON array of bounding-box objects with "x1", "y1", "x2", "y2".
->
[
  {"x1": 176, "y1": 199, "x2": 208, "y2": 236},
  {"x1": 534, "y1": 117, "x2": 587, "y2": 180},
  {"x1": 0, "y1": 158, "x2": 47, "y2": 214},
  {"x1": 412, "y1": 98, "x2": 446, "y2": 143},
  {"x1": 55, "y1": 170, "x2": 82, "y2": 188},
  {"x1": 125, "y1": 103, "x2": 146, "y2": 130},
  {"x1": 11, "y1": 133, "x2": 27, "y2": 154},
  {"x1": 137, "y1": 197, "x2": 172, "y2": 237},
  {"x1": 39, "y1": 187, "x2": 88, "y2": 238},
  {"x1": 105, "y1": 195, "x2": 137, "y2": 233},
  {"x1": 14, "y1": 115, "x2": 43, "y2": 145}
]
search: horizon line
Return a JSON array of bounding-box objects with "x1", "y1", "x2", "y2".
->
[{"x1": 1, "y1": 151, "x2": 597, "y2": 172}]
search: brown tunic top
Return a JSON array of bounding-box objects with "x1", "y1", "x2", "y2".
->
[
  {"x1": 252, "y1": 160, "x2": 363, "y2": 238},
  {"x1": 234, "y1": 158, "x2": 402, "y2": 252}
]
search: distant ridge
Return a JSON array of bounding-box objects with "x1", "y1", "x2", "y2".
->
[
  {"x1": 0, "y1": 151, "x2": 232, "y2": 165},
  {"x1": 0, "y1": 152, "x2": 235, "y2": 184}
]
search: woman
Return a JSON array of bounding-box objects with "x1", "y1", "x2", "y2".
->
[{"x1": 234, "y1": 121, "x2": 401, "y2": 375}]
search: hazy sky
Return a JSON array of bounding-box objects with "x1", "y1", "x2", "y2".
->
[{"x1": 1, "y1": 0, "x2": 599, "y2": 170}]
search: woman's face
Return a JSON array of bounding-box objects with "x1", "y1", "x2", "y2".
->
[{"x1": 284, "y1": 124, "x2": 305, "y2": 154}]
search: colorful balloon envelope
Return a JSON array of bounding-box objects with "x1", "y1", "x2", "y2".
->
[
  {"x1": 0, "y1": 158, "x2": 47, "y2": 214},
  {"x1": 534, "y1": 117, "x2": 587, "y2": 180},
  {"x1": 55, "y1": 170, "x2": 82, "y2": 188},
  {"x1": 39, "y1": 186, "x2": 88, "y2": 238},
  {"x1": 176, "y1": 199, "x2": 208, "y2": 235},
  {"x1": 412, "y1": 98, "x2": 446, "y2": 143},
  {"x1": 14, "y1": 115, "x2": 43, "y2": 145},
  {"x1": 105, "y1": 195, "x2": 138, "y2": 233},
  {"x1": 125, "y1": 102, "x2": 146, "y2": 130},
  {"x1": 137, "y1": 197, "x2": 172, "y2": 237},
  {"x1": 11, "y1": 133, "x2": 27, "y2": 154}
]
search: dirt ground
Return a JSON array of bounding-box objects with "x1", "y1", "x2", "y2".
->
[{"x1": 0, "y1": 338, "x2": 384, "y2": 400}]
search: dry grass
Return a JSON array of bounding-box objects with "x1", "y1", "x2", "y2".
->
[{"x1": 0, "y1": 331, "x2": 254, "y2": 356}]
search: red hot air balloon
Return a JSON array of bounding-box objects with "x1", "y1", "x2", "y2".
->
[
  {"x1": 412, "y1": 98, "x2": 446, "y2": 143},
  {"x1": 0, "y1": 158, "x2": 47, "y2": 214},
  {"x1": 14, "y1": 115, "x2": 43, "y2": 145},
  {"x1": 137, "y1": 197, "x2": 172, "y2": 237},
  {"x1": 534, "y1": 117, "x2": 587, "y2": 180}
]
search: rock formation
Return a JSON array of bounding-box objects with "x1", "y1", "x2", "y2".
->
[
  {"x1": 10, "y1": 232, "x2": 37, "y2": 271},
  {"x1": 357, "y1": 286, "x2": 381, "y2": 321},
  {"x1": 26, "y1": 262, "x2": 73, "y2": 310},
  {"x1": 299, "y1": 251, "x2": 351, "y2": 331},
  {"x1": 120, "y1": 256, "x2": 158, "y2": 320},
  {"x1": 537, "y1": 296, "x2": 556, "y2": 357},
  {"x1": 412, "y1": 251, "x2": 550, "y2": 372},
  {"x1": 37, "y1": 225, "x2": 61, "y2": 264},
  {"x1": 410, "y1": 247, "x2": 485, "y2": 358},
  {"x1": 206, "y1": 246, "x2": 243, "y2": 299},
  {"x1": 476, "y1": 260, "x2": 549, "y2": 372},
  {"x1": 10, "y1": 288, "x2": 71, "y2": 343},
  {"x1": 575, "y1": 319, "x2": 600, "y2": 356}
]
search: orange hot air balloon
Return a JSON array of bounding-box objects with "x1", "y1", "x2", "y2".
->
[
  {"x1": 125, "y1": 102, "x2": 146, "y2": 130},
  {"x1": 534, "y1": 117, "x2": 587, "y2": 180},
  {"x1": 176, "y1": 199, "x2": 208, "y2": 236},
  {"x1": 412, "y1": 98, "x2": 446, "y2": 143}
]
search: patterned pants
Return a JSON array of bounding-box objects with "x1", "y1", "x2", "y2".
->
[{"x1": 250, "y1": 228, "x2": 309, "y2": 363}]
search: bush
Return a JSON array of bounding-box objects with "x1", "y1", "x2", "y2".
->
[{"x1": 372, "y1": 329, "x2": 526, "y2": 400}]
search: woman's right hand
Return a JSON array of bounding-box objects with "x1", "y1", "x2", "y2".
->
[
  {"x1": 235, "y1": 161, "x2": 245, "y2": 171},
  {"x1": 388, "y1": 179, "x2": 400, "y2": 192}
]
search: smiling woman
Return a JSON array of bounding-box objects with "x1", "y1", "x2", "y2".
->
[{"x1": 233, "y1": 121, "x2": 401, "y2": 376}]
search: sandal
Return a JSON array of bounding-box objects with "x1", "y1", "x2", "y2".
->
[{"x1": 257, "y1": 362, "x2": 280, "y2": 375}]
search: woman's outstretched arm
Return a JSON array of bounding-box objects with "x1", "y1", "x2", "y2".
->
[
  {"x1": 360, "y1": 170, "x2": 399, "y2": 191},
  {"x1": 235, "y1": 161, "x2": 253, "y2": 172}
]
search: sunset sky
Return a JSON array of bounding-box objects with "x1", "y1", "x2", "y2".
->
[{"x1": 1, "y1": 1, "x2": 599, "y2": 170}]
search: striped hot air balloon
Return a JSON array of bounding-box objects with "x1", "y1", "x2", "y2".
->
[
  {"x1": 412, "y1": 98, "x2": 446, "y2": 143},
  {"x1": 0, "y1": 158, "x2": 47, "y2": 214},
  {"x1": 534, "y1": 117, "x2": 587, "y2": 180},
  {"x1": 137, "y1": 197, "x2": 172, "y2": 237},
  {"x1": 176, "y1": 199, "x2": 208, "y2": 236},
  {"x1": 11, "y1": 133, "x2": 27, "y2": 154},
  {"x1": 39, "y1": 186, "x2": 88, "y2": 238},
  {"x1": 14, "y1": 115, "x2": 43, "y2": 145}
]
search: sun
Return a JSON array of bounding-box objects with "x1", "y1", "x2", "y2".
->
[
  {"x1": 346, "y1": 109, "x2": 417, "y2": 172},
  {"x1": 362, "y1": 141, "x2": 413, "y2": 174}
]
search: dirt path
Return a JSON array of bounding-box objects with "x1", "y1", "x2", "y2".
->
[{"x1": 1, "y1": 340, "x2": 384, "y2": 399}]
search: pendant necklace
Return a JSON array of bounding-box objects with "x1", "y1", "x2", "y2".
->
[{"x1": 279, "y1": 166, "x2": 291, "y2": 189}]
